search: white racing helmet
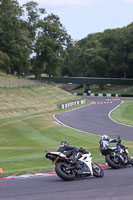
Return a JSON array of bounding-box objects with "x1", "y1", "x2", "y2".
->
[{"x1": 102, "y1": 135, "x2": 110, "y2": 141}]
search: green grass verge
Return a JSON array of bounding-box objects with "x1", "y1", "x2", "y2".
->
[
  {"x1": 110, "y1": 102, "x2": 133, "y2": 126},
  {"x1": 0, "y1": 114, "x2": 133, "y2": 177},
  {"x1": 0, "y1": 124, "x2": 104, "y2": 177}
]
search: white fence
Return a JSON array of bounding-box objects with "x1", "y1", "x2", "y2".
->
[{"x1": 60, "y1": 99, "x2": 86, "y2": 109}]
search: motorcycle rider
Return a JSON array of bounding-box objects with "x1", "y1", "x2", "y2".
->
[
  {"x1": 100, "y1": 135, "x2": 120, "y2": 144},
  {"x1": 99, "y1": 135, "x2": 122, "y2": 149},
  {"x1": 100, "y1": 135, "x2": 132, "y2": 163},
  {"x1": 99, "y1": 135, "x2": 127, "y2": 149},
  {"x1": 56, "y1": 141, "x2": 85, "y2": 164}
]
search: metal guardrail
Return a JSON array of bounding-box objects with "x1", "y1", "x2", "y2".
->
[{"x1": 73, "y1": 93, "x2": 133, "y2": 97}]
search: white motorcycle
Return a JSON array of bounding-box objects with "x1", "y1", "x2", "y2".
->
[{"x1": 45, "y1": 145, "x2": 104, "y2": 181}]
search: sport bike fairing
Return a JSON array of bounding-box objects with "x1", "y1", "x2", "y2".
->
[{"x1": 78, "y1": 152, "x2": 93, "y2": 175}]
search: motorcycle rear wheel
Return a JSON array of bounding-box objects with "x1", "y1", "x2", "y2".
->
[
  {"x1": 92, "y1": 163, "x2": 104, "y2": 178},
  {"x1": 105, "y1": 154, "x2": 121, "y2": 169},
  {"x1": 55, "y1": 162, "x2": 76, "y2": 181}
]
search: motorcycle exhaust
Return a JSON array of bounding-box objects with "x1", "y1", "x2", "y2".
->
[{"x1": 117, "y1": 154, "x2": 126, "y2": 163}]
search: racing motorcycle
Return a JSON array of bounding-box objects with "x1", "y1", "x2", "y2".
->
[
  {"x1": 99, "y1": 137, "x2": 133, "y2": 169},
  {"x1": 45, "y1": 144, "x2": 104, "y2": 181}
]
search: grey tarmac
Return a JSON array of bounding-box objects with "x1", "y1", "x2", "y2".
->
[
  {"x1": 0, "y1": 167, "x2": 133, "y2": 200},
  {"x1": 55, "y1": 97, "x2": 133, "y2": 141}
]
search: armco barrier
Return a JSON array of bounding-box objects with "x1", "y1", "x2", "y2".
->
[
  {"x1": 60, "y1": 99, "x2": 86, "y2": 109},
  {"x1": 89, "y1": 93, "x2": 120, "y2": 97},
  {"x1": 73, "y1": 93, "x2": 133, "y2": 97}
]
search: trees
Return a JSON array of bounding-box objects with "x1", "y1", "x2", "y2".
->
[
  {"x1": 61, "y1": 24, "x2": 133, "y2": 79},
  {"x1": 22, "y1": 1, "x2": 46, "y2": 52},
  {"x1": 0, "y1": 51, "x2": 10, "y2": 73},
  {"x1": 33, "y1": 13, "x2": 71, "y2": 80},
  {"x1": 0, "y1": 0, "x2": 71, "y2": 78},
  {"x1": 61, "y1": 42, "x2": 81, "y2": 77},
  {"x1": 126, "y1": 23, "x2": 133, "y2": 78},
  {"x1": 0, "y1": 0, "x2": 31, "y2": 75},
  {"x1": 0, "y1": 0, "x2": 133, "y2": 79},
  {"x1": 100, "y1": 28, "x2": 129, "y2": 78},
  {"x1": 62, "y1": 33, "x2": 108, "y2": 77}
]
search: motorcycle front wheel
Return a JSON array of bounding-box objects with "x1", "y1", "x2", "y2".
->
[
  {"x1": 129, "y1": 155, "x2": 133, "y2": 165},
  {"x1": 92, "y1": 162, "x2": 104, "y2": 178},
  {"x1": 55, "y1": 162, "x2": 76, "y2": 181},
  {"x1": 105, "y1": 154, "x2": 121, "y2": 169}
]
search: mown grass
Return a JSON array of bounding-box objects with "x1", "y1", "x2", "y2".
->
[
  {"x1": 0, "y1": 125, "x2": 105, "y2": 177},
  {"x1": 110, "y1": 101, "x2": 133, "y2": 126},
  {"x1": 0, "y1": 123, "x2": 133, "y2": 177},
  {"x1": 0, "y1": 76, "x2": 92, "y2": 177}
]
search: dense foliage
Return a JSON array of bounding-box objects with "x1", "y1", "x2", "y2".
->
[
  {"x1": 62, "y1": 25, "x2": 133, "y2": 78},
  {"x1": 0, "y1": 0, "x2": 133, "y2": 79},
  {"x1": 0, "y1": 0, "x2": 71, "y2": 78}
]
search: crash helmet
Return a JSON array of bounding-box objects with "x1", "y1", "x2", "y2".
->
[
  {"x1": 60, "y1": 141, "x2": 69, "y2": 146},
  {"x1": 102, "y1": 135, "x2": 110, "y2": 141}
]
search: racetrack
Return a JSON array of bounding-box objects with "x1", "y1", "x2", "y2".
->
[
  {"x1": 54, "y1": 97, "x2": 133, "y2": 141},
  {"x1": 0, "y1": 167, "x2": 133, "y2": 200},
  {"x1": 0, "y1": 96, "x2": 133, "y2": 200}
]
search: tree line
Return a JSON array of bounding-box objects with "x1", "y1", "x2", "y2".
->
[
  {"x1": 0, "y1": 0, "x2": 71, "y2": 79},
  {"x1": 0, "y1": 0, "x2": 133, "y2": 79},
  {"x1": 62, "y1": 25, "x2": 133, "y2": 79}
]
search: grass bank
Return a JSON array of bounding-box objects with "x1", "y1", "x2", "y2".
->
[
  {"x1": 110, "y1": 100, "x2": 133, "y2": 126},
  {"x1": 0, "y1": 81, "x2": 92, "y2": 177}
]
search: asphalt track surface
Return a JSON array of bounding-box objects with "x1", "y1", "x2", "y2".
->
[
  {"x1": 0, "y1": 96, "x2": 133, "y2": 200},
  {"x1": 55, "y1": 97, "x2": 133, "y2": 141},
  {"x1": 0, "y1": 167, "x2": 133, "y2": 200}
]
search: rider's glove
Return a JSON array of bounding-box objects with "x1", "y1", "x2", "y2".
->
[
  {"x1": 79, "y1": 147, "x2": 86, "y2": 153},
  {"x1": 75, "y1": 147, "x2": 80, "y2": 152}
]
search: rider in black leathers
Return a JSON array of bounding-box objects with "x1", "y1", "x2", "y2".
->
[{"x1": 56, "y1": 141, "x2": 85, "y2": 163}]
